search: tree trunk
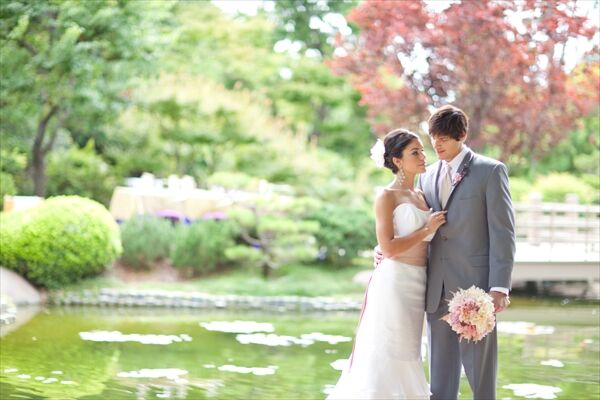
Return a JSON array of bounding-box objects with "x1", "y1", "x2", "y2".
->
[
  {"x1": 31, "y1": 105, "x2": 58, "y2": 197},
  {"x1": 308, "y1": 104, "x2": 328, "y2": 145},
  {"x1": 32, "y1": 149, "x2": 46, "y2": 197},
  {"x1": 262, "y1": 261, "x2": 270, "y2": 279}
]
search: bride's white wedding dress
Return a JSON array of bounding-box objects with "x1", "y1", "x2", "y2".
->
[{"x1": 327, "y1": 203, "x2": 432, "y2": 400}]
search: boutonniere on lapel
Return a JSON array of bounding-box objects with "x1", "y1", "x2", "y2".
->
[{"x1": 452, "y1": 158, "x2": 471, "y2": 187}]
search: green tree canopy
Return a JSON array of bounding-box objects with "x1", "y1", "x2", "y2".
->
[{"x1": 0, "y1": 0, "x2": 172, "y2": 195}]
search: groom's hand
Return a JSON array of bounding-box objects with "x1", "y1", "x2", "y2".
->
[
  {"x1": 489, "y1": 291, "x2": 510, "y2": 313},
  {"x1": 373, "y1": 246, "x2": 384, "y2": 268}
]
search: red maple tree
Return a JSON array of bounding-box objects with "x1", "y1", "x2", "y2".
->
[{"x1": 330, "y1": 0, "x2": 597, "y2": 161}]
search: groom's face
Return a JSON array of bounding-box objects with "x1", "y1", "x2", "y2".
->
[{"x1": 430, "y1": 133, "x2": 465, "y2": 162}]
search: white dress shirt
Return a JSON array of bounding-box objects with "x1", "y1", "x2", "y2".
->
[{"x1": 437, "y1": 146, "x2": 469, "y2": 195}]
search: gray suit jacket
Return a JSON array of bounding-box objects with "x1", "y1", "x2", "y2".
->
[{"x1": 419, "y1": 150, "x2": 516, "y2": 313}]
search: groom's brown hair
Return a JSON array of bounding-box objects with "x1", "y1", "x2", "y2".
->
[{"x1": 428, "y1": 105, "x2": 468, "y2": 140}]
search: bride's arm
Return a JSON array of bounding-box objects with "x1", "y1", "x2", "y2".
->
[{"x1": 375, "y1": 193, "x2": 445, "y2": 258}]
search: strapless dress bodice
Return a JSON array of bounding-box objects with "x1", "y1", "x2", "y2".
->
[{"x1": 392, "y1": 203, "x2": 434, "y2": 241}]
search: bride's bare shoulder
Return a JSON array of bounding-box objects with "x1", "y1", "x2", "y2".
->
[{"x1": 374, "y1": 188, "x2": 397, "y2": 210}]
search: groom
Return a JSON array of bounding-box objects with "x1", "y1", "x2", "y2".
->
[{"x1": 421, "y1": 105, "x2": 515, "y2": 400}]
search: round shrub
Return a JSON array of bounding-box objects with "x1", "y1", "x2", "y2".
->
[
  {"x1": 120, "y1": 216, "x2": 175, "y2": 269},
  {"x1": 0, "y1": 172, "x2": 17, "y2": 209},
  {"x1": 2, "y1": 196, "x2": 122, "y2": 288},
  {"x1": 533, "y1": 173, "x2": 595, "y2": 204},
  {"x1": 171, "y1": 220, "x2": 237, "y2": 275},
  {"x1": 0, "y1": 211, "x2": 26, "y2": 274}
]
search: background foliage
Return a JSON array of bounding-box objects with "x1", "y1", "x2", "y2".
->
[
  {"x1": 171, "y1": 219, "x2": 237, "y2": 275},
  {"x1": 1, "y1": 0, "x2": 597, "y2": 206},
  {"x1": 120, "y1": 215, "x2": 175, "y2": 270},
  {"x1": 0, "y1": 0, "x2": 598, "y2": 285}
]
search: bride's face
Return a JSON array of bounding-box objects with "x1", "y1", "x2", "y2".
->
[{"x1": 397, "y1": 139, "x2": 426, "y2": 174}]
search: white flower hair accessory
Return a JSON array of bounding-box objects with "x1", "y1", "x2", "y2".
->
[{"x1": 369, "y1": 139, "x2": 385, "y2": 168}]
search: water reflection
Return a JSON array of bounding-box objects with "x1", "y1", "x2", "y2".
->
[
  {"x1": 217, "y1": 364, "x2": 278, "y2": 376},
  {"x1": 329, "y1": 359, "x2": 347, "y2": 371},
  {"x1": 119, "y1": 371, "x2": 224, "y2": 399},
  {"x1": 497, "y1": 321, "x2": 555, "y2": 335},
  {"x1": 79, "y1": 330, "x2": 192, "y2": 345},
  {"x1": 301, "y1": 332, "x2": 352, "y2": 344},
  {"x1": 540, "y1": 359, "x2": 564, "y2": 367},
  {"x1": 134, "y1": 383, "x2": 189, "y2": 400},
  {"x1": 117, "y1": 368, "x2": 189, "y2": 381},
  {"x1": 0, "y1": 306, "x2": 598, "y2": 400},
  {"x1": 0, "y1": 305, "x2": 40, "y2": 338},
  {"x1": 9, "y1": 369, "x2": 75, "y2": 385},
  {"x1": 236, "y1": 332, "x2": 312, "y2": 346},
  {"x1": 236, "y1": 332, "x2": 351, "y2": 347},
  {"x1": 503, "y1": 383, "x2": 562, "y2": 399},
  {"x1": 200, "y1": 320, "x2": 274, "y2": 333}
]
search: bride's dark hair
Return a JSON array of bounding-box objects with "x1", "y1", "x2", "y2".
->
[{"x1": 383, "y1": 128, "x2": 419, "y2": 173}]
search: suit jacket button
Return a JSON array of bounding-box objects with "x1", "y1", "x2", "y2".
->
[{"x1": 442, "y1": 236, "x2": 448, "y2": 241}]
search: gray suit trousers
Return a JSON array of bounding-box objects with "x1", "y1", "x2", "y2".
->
[{"x1": 427, "y1": 289, "x2": 498, "y2": 400}]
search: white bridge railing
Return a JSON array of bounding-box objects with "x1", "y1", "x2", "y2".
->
[
  {"x1": 514, "y1": 195, "x2": 600, "y2": 258},
  {"x1": 512, "y1": 195, "x2": 599, "y2": 297}
]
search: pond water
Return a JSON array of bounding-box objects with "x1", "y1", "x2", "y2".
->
[{"x1": 0, "y1": 304, "x2": 598, "y2": 399}]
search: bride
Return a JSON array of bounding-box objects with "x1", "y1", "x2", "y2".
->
[{"x1": 327, "y1": 129, "x2": 447, "y2": 400}]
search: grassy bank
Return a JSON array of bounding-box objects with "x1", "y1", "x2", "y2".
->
[
  {"x1": 54, "y1": 261, "x2": 600, "y2": 307},
  {"x1": 58, "y1": 263, "x2": 369, "y2": 299}
]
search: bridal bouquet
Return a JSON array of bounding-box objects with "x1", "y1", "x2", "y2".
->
[{"x1": 441, "y1": 286, "x2": 496, "y2": 342}]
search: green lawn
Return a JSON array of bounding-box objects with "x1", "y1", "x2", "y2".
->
[{"x1": 59, "y1": 263, "x2": 369, "y2": 299}]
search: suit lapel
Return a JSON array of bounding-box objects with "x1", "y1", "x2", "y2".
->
[{"x1": 444, "y1": 150, "x2": 475, "y2": 211}]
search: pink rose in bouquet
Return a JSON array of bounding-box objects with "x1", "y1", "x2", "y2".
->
[{"x1": 441, "y1": 286, "x2": 496, "y2": 342}]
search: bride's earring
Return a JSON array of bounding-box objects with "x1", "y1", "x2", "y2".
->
[{"x1": 398, "y1": 166, "x2": 405, "y2": 184}]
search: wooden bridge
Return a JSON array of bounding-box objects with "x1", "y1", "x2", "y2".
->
[{"x1": 512, "y1": 197, "x2": 599, "y2": 297}]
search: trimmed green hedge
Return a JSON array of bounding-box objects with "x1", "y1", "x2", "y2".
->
[
  {"x1": 0, "y1": 196, "x2": 122, "y2": 288},
  {"x1": 533, "y1": 173, "x2": 596, "y2": 204},
  {"x1": 509, "y1": 177, "x2": 532, "y2": 202},
  {"x1": 509, "y1": 174, "x2": 597, "y2": 204},
  {"x1": 120, "y1": 216, "x2": 175, "y2": 269},
  {"x1": 171, "y1": 220, "x2": 237, "y2": 275}
]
